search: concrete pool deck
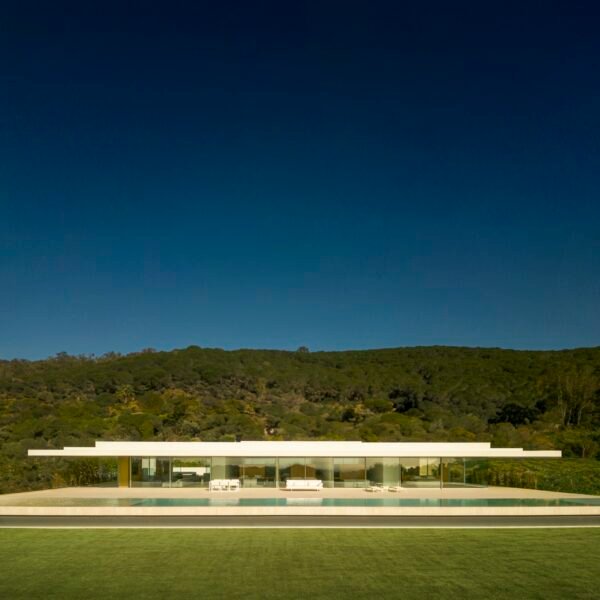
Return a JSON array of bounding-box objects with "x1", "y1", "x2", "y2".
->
[{"x1": 1, "y1": 486, "x2": 599, "y2": 517}]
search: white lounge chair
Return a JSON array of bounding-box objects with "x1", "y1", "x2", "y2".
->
[{"x1": 365, "y1": 485, "x2": 385, "y2": 492}]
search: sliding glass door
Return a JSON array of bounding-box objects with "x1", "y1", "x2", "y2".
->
[{"x1": 131, "y1": 457, "x2": 171, "y2": 487}]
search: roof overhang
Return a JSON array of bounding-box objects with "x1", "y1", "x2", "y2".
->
[{"x1": 28, "y1": 441, "x2": 562, "y2": 459}]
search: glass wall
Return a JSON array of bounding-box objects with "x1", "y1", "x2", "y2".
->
[
  {"x1": 366, "y1": 458, "x2": 383, "y2": 485},
  {"x1": 211, "y1": 456, "x2": 227, "y2": 480},
  {"x1": 334, "y1": 458, "x2": 366, "y2": 487},
  {"x1": 242, "y1": 457, "x2": 277, "y2": 487},
  {"x1": 383, "y1": 458, "x2": 401, "y2": 487},
  {"x1": 464, "y1": 459, "x2": 489, "y2": 486},
  {"x1": 441, "y1": 458, "x2": 467, "y2": 487},
  {"x1": 278, "y1": 458, "x2": 306, "y2": 486},
  {"x1": 210, "y1": 457, "x2": 276, "y2": 487},
  {"x1": 224, "y1": 458, "x2": 243, "y2": 480},
  {"x1": 366, "y1": 458, "x2": 401, "y2": 487},
  {"x1": 211, "y1": 457, "x2": 242, "y2": 480},
  {"x1": 171, "y1": 458, "x2": 211, "y2": 487},
  {"x1": 278, "y1": 458, "x2": 334, "y2": 487},
  {"x1": 306, "y1": 457, "x2": 334, "y2": 488},
  {"x1": 400, "y1": 458, "x2": 441, "y2": 487},
  {"x1": 131, "y1": 457, "x2": 171, "y2": 487},
  {"x1": 125, "y1": 455, "x2": 488, "y2": 489}
]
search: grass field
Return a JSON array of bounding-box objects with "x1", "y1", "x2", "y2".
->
[{"x1": 1, "y1": 528, "x2": 599, "y2": 599}]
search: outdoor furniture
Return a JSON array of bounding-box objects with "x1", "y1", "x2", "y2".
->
[
  {"x1": 209, "y1": 479, "x2": 241, "y2": 491},
  {"x1": 365, "y1": 485, "x2": 385, "y2": 492},
  {"x1": 285, "y1": 479, "x2": 323, "y2": 491},
  {"x1": 208, "y1": 479, "x2": 222, "y2": 491},
  {"x1": 387, "y1": 485, "x2": 402, "y2": 492}
]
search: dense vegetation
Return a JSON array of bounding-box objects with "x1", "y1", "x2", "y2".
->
[
  {"x1": 1, "y1": 345, "x2": 599, "y2": 494},
  {"x1": 2, "y1": 529, "x2": 600, "y2": 599},
  {"x1": 465, "y1": 458, "x2": 600, "y2": 496}
]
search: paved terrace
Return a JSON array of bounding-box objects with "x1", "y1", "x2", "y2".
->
[{"x1": 0, "y1": 485, "x2": 595, "y2": 503}]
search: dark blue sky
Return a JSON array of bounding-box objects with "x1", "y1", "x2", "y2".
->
[{"x1": 1, "y1": 2, "x2": 599, "y2": 359}]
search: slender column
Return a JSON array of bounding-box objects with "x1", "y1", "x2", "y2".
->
[{"x1": 118, "y1": 457, "x2": 129, "y2": 487}]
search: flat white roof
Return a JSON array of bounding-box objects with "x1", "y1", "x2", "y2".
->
[{"x1": 28, "y1": 441, "x2": 561, "y2": 458}]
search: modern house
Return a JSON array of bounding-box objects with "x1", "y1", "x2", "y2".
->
[{"x1": 28, "y1": 441, "x2": 561, "y2": 489}]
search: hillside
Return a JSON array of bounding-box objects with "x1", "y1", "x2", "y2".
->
[{"x1": 1, "y1": 345, "x2": 599, "y2": 493}]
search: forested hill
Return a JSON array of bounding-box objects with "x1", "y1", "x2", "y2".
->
[{"x1": 1, "y1": 345, "x2": 599, "y2": 492}]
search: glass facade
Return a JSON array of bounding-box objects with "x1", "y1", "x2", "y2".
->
[
  {"x1": 306, "y1": 457, "x2": 334, "y2": 488},
  {"x1": 126, "y1": 456, "x2": 479, "y2": 488},
  {"x1": 278, "y1": 458, "x2": 307, "y2": 485},
  {"x1": 211, "y1": 457, "x2": 276, "y2": 487},
  {"x1": 241, "y1": 457, "x2": 277, "y2": 487},
  {"x1": 366, "y1": 458, "x2": 401, "y2": 487},
  {"x1": 464, "y1": 459, "x2": 489, "y2": 486},
  {"x1": 334, "y1": 458, "x2": 366, "y2": 487},
  {"x1": 400, "y1": 458, "x2": 441, "y2": 487},
  {"x1": 131, "y1": 457, "x2": 171, "y2": 487},
  {"x1": 171, "y1": 458, "x2": 211, "y2": 487},
  {"x1": 441, "y1": 458, "x2": 467, "y2": 487}
]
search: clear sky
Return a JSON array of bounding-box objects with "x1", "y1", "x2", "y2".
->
[{"x1": 1, "y1": 2, "x2": 599, "y2": 359}]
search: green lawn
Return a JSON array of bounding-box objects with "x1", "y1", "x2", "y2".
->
[{"x1": 1, "y1": 529, "x2": 599, "y2": 599}]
